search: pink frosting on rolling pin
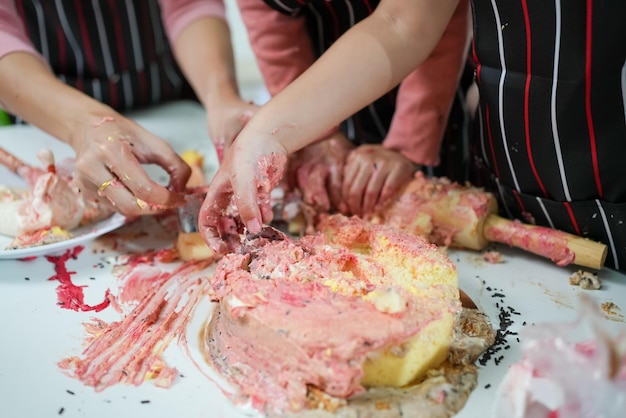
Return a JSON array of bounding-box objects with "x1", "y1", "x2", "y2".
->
[{"x1": 483, "y1": 220, "x2": 575, "y2": 266}]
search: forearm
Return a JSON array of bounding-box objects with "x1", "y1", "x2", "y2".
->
[
  {"x1": 384, "y1": 0, "x2": 470, "y2": 166},
  {"x1": 241, "y1": 0, "x2": 459, "y2": 155},
  {"x1": 171, "y1": 16, "x2": 239, "y2": 111},
  {"x1": 0, "y1": 52, "x2": 114, "y2": 148}
]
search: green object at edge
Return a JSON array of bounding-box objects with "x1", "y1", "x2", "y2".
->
[{"x1": 0, "y1": 110, "x2": 11, "y2": 126}]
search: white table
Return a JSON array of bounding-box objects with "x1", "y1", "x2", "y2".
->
[{"x1": 0, "y1": 102, "x2": 624, "y2": 418}]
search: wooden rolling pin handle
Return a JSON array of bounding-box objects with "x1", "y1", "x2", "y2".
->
[{"x1": 482, "y1": 214, "x2": 608, "y2": 270}]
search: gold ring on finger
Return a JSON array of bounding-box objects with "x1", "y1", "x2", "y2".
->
[{"x1": 98, "y1": 179, "x2": 114, "y2": 193}]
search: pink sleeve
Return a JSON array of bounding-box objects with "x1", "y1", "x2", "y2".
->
[
  {"x1": 383, "y1": 0, "x2": 471, "y2": 166},
  {"x1": 0, "y1": 1, "x2": 42, "y2": 61},
  {"x1": 236, "y1": 0, "x2": 315, "y2": 96},
  {"x1": 237, "y1": 0, "x2": 338, "y2": 137},
  {"x1": 159, "y1": 0, "x2": 227, "y2": 43}
]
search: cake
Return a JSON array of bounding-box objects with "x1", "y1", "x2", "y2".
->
[
  {"x1": 0, "y1": 147, "x2": 114, "y2": 247},
  {"x1": 203, "y1": 214, "x2": 461, "y2": 414}
]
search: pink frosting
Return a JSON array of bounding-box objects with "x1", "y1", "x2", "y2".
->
[{"x1": 205, "y1": 215, "x2": 458, "y2": 413}]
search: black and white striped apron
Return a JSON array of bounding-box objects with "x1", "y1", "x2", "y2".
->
[
  {"x1": 471, "y1": 0, "x2": 626, "y2": 271},
  {"x1": 13, "y1": 0, "x2": 195, "y2": 117}
]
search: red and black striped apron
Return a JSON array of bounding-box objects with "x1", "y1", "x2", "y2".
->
[
  {"x1": 14, "y1": 0, "x2": 196, "y2": 117},
  {"x1": 471, "y1": 0, "x2": 626, "y2": 271}
]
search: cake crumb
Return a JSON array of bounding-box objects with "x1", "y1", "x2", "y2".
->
[
  {"x1": 569, "y1": 270, "x2": 601, "y2": 290},
  {"x1": 374, "y1": 401, "x2": 391, "y2": 410},
  {"x1": 482, "y1": 251, "x2": 503, "y2": 264},
  {"x1": 601, "y1": 302, "x2": 622, "y2": 318}
]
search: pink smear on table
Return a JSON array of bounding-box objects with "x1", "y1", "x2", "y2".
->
[
  {"x1": 46, "y1": 246, "x2": 111, "y2": 312},
  {"x1": 59, "y1": 255, "x2": 215, "y2": 391}
]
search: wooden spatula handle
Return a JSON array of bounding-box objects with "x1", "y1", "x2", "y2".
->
[{"x1": 482, "y1": 214, "x2": 608, "y2": 270}]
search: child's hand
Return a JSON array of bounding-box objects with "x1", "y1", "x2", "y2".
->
[
  {"x1": 70, "y1": 114, "x2": 190, "y2": 216},
  {"x1": 286, "y1": 131, "x2": 354, "y2": 212},
  {"x1": 199, "y1": 131, "x2": 288, "y2": 253},
  {"x1": 341, "y1": 145, "x2": 417, "y2": 217}
]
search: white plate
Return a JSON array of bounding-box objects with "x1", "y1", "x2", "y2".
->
[
  {"x1": 0, "y1": 124, "x2": 131, "y2": 260},
  {"x1": 0, "y1": 212, "x2": 127, "y2": 259}
]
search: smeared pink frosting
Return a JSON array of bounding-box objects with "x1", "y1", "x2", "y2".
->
[
  {"x1": 0, "y1": 147, "x2": 114, "y2": 240},
  {"x1": 365, "y1": 171, "x2": 495, "y2": 248},
  {"x1": 483, "y1": 219, "x2": 575, "y2": 266},
  {"x1": 204, "y1": 214, "x2": 459, "y2": 413},
  {"x1": 93, "y1": 116, "x2": 115, "y2": 127},
  {"x1": 59, "y1": 257, "x2": 215, "y2": 391},
  {"x1": 47, "y1": 247, "x2": 112, "y2": 312}
]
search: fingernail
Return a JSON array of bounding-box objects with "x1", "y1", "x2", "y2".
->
[{"x1": 246, "y1": 219, "x2": 262, "y2": 234}]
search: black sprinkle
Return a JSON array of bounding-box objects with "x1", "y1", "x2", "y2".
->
[
  {"x1": 24, "y1": 277, "x2": 30, "y2": 281},
  {"x1": 90, "y1": 277, "x2": 96, "y2": 280},
  {"x1": 141, "y1": 400, "x2": 151, "y2": 404},
  {"x1": 59, "y1": 407, "x2": 65, "y2": 415},
  {"x1": 492, "y1": 292, "x2": 505, "y2": 298},
  {"x1": 484, "y1": 384, "x2": 491, "y2": 389},
  {"x1": 479, "y1": 296, "x2": 519, "y2": 367},
  {"x1": 66, "y1": 390, "x2": 75, "y2": 395},
  {"x1": 523, "y1": 321, "x2": 527, "y2": 326},
  {"x1": 486, "y1": 286, "x2": 492, "y2": 291}
]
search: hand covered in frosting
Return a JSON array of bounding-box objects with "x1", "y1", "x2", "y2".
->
[
  {"x1": 199, "y1": 130, "x2": 288, "y2": 254},
  {"x1": 285, "y1": 131, "x2": 354, "y2": 213},
  {"x1": 341, "y1": 145, "x2": 418, "y2": 217},
  {"x1": 206, "y1": 97, "x2": 259, "y2": 162},
  {"x1": 70, "y1": 114, "x2": 190, "y2": 217}
]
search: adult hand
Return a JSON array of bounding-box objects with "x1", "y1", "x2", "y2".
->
[
  {"x1": 286, "y1": 131, "x2": 354, "y2": 212},
  {"x1": 70, "y1": 114, "x2": 190, "y2": 217},
  {"x1": 341, "y1": 145, "x2": 417, "y2": 217},
  {"x1": 199, "y1": 131, "x2": 288, "y2": 253},
  {"x1": 206, "y1": 97, "x2": 259, "y2": 161}
]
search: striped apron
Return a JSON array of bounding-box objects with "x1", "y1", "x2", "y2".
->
[
  {"x1": 13, "y1": 0, "x2": 196, "y2": 116},
  {"x1": 471, "y1": 0, "x2": 626, "y2": 271}
]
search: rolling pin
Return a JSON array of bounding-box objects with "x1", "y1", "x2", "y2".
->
[{"x1": 368, "y1": 172, "x2": 608, "y2": 270}]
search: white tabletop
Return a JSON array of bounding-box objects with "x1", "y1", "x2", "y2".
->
[{"x1": 0, "y1": 102, "x2": 624, "y2": 418}]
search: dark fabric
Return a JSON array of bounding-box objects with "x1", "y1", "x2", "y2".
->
[
  {"x1": 13, "y1": 0, "x2": 196, "y2": 115},
  {"x1": 469, "y1": 0, "x2": 626, "y2": 271}
]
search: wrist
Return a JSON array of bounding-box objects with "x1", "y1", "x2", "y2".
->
[{"x1": 201, "y1": 75, "x2": 240, "y2": 109}]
